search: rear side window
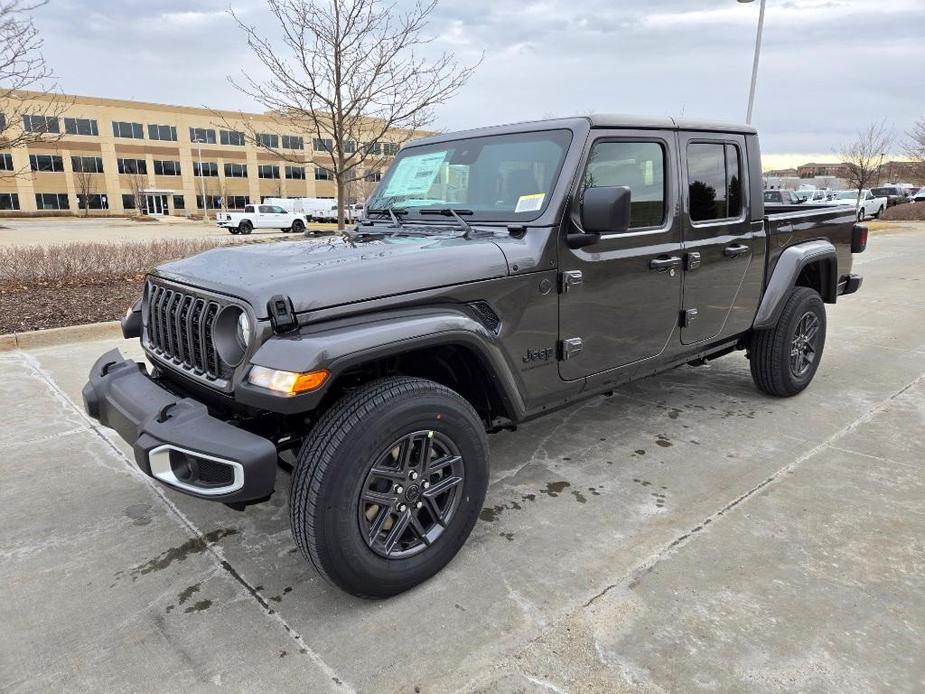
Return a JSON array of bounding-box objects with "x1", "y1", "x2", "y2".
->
[
  {"x1": 244, "y1": 205, "x2": 254, "y2": 213},
  {"x1": 688, "y1": 143, "x2": 743, "y2": 222},
  {"x1": 582, "y1": 141, "x2": 666, "y2": 229},
  {"x1": 763, "y1": 191, "x2": 781, "y2": 203}
]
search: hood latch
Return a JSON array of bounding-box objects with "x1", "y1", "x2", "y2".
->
[{"x1": 267, "y1": 295, "x2": 298, "y2": 335}]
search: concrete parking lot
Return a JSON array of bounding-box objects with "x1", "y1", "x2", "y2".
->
[
  {"x1": 2, "y1": 225, "x2": 923, "y2": 693},
  {"x1": 0, "y1": 217, "x2": 337, "y2": 247}
]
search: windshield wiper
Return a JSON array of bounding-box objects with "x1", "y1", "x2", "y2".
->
[
  {"x1": 420, "y1": 208, "x2": 475, "y2": 238},
  {"x1": 365, "y1": 207, "x2": 408, "y2": 228}
]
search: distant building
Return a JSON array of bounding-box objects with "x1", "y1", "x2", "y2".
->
[
  {"x1": 763, "y1": 160, "x2": 924, "y2": 191},
  {"x1": 0, "y1": 90, "x2": 419, "y2": 216}
]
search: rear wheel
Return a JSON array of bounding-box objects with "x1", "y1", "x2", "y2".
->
[
  {"x1": 239, "y1": 220, "x2": 253, "y2": 235},
  {"x1": 749, "y1": 286, "x2": 826, "y2": 397},
  {"x1": 229, "y1": 228, "x2": 240, "y2": 235},
  {"x1": 289, "y1": 377, "x2": 488, "y2": 598}
]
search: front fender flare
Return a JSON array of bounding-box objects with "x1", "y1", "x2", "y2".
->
[
  {"x1": 235, "y1": 307, "x2": 525, "y2": 417},
  {"x1": 753, "y1": 240, "x2": 837, "y2": 329}
]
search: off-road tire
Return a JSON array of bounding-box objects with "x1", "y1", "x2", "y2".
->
[
  {"x1": 239, "y1": 220, "x2": 253, "y2": 235},
  {"x1": 750, "y1": 286, "x2": 827, "y2": 397},
  {"x1": 290, "y1": 377, "x2": 489, "y2": 598}
]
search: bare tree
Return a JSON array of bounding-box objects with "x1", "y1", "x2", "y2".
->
[
  {"x1": 838, "y1": 121, "x2": 893, "y2": 201},
  {"x1": 126, "y1": 171, "x2": 147, "y2": 216},
  {"x1": 227, "y1": 0, "x2": 480, "y2": 229},
  {"x1": 905, "y1": 117, "x2": 925, "y2": 182},
  {"x1": 0, "y1": 0, "x2": 67, "y2": 178},
  {"x1": 73, "y1": 166, "x2": 95, "y2": 218}
]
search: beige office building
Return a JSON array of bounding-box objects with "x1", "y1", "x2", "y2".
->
[{"x1": 0, "y1": 91, "x2": 408, "y2": 216}]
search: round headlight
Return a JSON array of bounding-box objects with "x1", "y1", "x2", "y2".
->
[{"x1": 236, "y1": 311, "x2": 251, "y2": 349}]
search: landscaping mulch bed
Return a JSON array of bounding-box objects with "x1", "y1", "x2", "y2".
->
[
  {"x1": 881, "y1": 203, "x2": 925, "y2": 221},
  {"x1": 0, "y1": 275, "x2": 143, "y2": 334}
]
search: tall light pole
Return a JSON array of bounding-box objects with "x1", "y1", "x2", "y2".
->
[
  {"x1": 739, "y1": 0, "x2": 767, "y2": 125},
  {"x1": 192, "y1": 137, "x2": 209, "y2": 222}
]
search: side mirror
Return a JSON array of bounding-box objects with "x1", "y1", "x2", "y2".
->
[{"x1": 577, "y1": 185, "x2": 632, "y2": 241}]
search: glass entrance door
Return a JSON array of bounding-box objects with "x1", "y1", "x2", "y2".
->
[{"x1": 145, "y1": 194, "x2": 167, "y2": 215}]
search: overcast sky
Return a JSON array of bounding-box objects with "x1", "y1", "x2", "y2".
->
[{"x1": 33, "y1": 0, "x2": 925, "y2": 167}]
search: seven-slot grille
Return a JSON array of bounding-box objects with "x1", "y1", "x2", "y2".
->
[{"x1": 144, "y1": 280, "x2": 230, "y2": 381}]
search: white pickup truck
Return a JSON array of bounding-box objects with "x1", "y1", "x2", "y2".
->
[
  {"x1": 215, "y1": 204, "x2": 308, "y2": 235},
  {"x1": 826, "y1": 189, "x2": 887, "y2": 221}
]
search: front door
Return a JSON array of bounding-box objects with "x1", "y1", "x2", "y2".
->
[
  {"x1": 145, "y1": 194, "x2": 165, "y2": 216},
  {"x1": 678, "y1": 134, "x2": 762, "y2": 344},
  {"x1": 558, "y1": 131, "x2": 683, "y2": 381}
]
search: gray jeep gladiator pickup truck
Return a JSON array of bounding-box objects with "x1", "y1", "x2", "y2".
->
[{"x1": 83, "y1": 115, "x2": 867, "y2": 597}]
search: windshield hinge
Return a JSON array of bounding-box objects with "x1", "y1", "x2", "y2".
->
[{"x1": 560, "y1": 270, "x2": 583, "y2": 293}]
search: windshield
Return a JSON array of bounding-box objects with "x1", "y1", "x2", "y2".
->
[{"x1": 366, "y1": 129, "x2": 573, "y2": 222}]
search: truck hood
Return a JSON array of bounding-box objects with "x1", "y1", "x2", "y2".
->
[{"x1": 153, "y1": 234, "x2": 510, "y2": 318}]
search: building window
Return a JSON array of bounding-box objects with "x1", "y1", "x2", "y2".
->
[
  {"x1": 71, "y1": 156, "x2": 104, "y2": 173},
  {"x1": 189, "y1": 127, "x2": 216, "y2": 145},
  {"x1": 364, "y1": 170, "x2": 381, "y2": 182},
  {"x1": 0, "y1": 153, "x2": 13, "y2": 171},
  {"x1": 282, "y1": 135, "x2": 304, "y2": 150},
  {"x1": 0, "y1": 113, "x2": 6, "y2": 132},
  {"x1": 77, "y1": 194, "x2": 109, "y2": 210},
  {"x1": 582, "y1": 141, "x2": 666, "y2": 229},
  {"x1": 148, "y1": 124, "x2": 178, "y2": 141},
  {"x1": 313, "y1": 138, "x2": 333, "y2": 152},
  {"x1": 196, "y1": 195, "x2": 222, "y2": 210},
  {"x1": 285, "y1": 165, "x2": 305, "y2": 180},
  {"x1": 117, "y1": 158, "x2": 147, "y2": 175},
  {"x1": 225, "y1": 195, "x2": 249, "y2": 209},
  {"x1": 121, "y1": 194, "x2": 136, "y2": 209},
  {"x1": 383, "y1": 142, "x2": 400, "y2": 156},
  {"x1": 224, "y1": 162, "x2": 248, "y2": 178},
  {"x1": 35, "y1": 193, "x2": 69, "y2": 210},
  {"x1": 343, "y1": 140, "x2": 356, "y2": 154},
  {"x1": 258, "y1": 164, "x2": 280, "y2": 179},
  {"x1": 365, "y1": 142, "x2": 382, "y2": 156},
  {"x1": 193, "y1": 161, "x2": 219, "y2": 177},
  {"x1": 687, "y1": 142, "x2": 742, "y2": 223},
  {"x1": 0, "y1": 193, "x2": 20, "y2": 210},
  {"x1": 112, "y1": 121, "x2": 144, "y2": 139},
  {"x1": 153, "y1": 160, "x2": 181, "y2": 176},
  {"x1": 30, "y1": 154, "x2": 65, "y2": 172},
  {"x1": 23, "y1": 115, "x2": 60, "y2": 133},
  {"x1": 220, "y1": 130, "x2": 245, "y2": 146},
  {"x1": 64, "y1": 118, "x2": 99, "y2": 136},
  {"x1": 315, "y1": 167, "x2": 332, "y2": 181},
  {"x1": 173, "y1": 195, "x2": 185, "y2": 210},
  {"x1": 256, "y1": 133, "x2": 279, "y2": 149}
]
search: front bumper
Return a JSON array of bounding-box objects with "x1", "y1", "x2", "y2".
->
[{"x1": 82, "y1": 349, "x2": 277, "y2": 503}]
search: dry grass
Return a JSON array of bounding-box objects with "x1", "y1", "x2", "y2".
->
[{"x1": 0, "y1": 238, "x2": 227, "y2": 284}]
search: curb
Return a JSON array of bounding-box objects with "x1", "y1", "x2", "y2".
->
[{"x1": 0, "y1": 320, "x2": 122, "y2": 352}]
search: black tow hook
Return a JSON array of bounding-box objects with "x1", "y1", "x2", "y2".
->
[{"x1": 156, "y1": 402, "x2": 177, "y2": 423}]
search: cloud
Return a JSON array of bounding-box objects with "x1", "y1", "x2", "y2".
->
[{"x1": 26, "y1": 0, "x2": 925, "y2": 156}]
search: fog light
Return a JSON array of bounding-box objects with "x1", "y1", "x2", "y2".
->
[{"x1": 247, "y1": 365, "x2": 329, "y2": 395}]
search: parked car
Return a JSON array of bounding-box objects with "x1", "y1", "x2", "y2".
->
[
  {"x1": 763, "y1": 189, "x2": 801, "y2": 206},
  {"x1": 215, "y1": 204, "x2": 308, "y2": 235},
  {"x1": 870, "y1": 186, "x2": 909, "y2": 207},
  {"x1": 795, "y1": 189, "x2": 829, "y2": 204},
  {"x1": 827, "y1": 189, "x2": 887, "y2": 221},
  {"x1": 911, "y1": 187, "x2": 925, "y2": 203},
  {"x1": 84, "y1": 115, "x2": 867, "y2": 598}
]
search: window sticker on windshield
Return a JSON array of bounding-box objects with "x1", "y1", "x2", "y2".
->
[
  {"x1": 382, "y1": 151, "x2": 448, "y2": 197},
  {"x1": 515, "y1": 193, "x2": 545, "y2": 213}
]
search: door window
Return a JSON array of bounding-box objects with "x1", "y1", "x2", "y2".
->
[
  {"x1": 688, "y1": 143, "x2": 743, "y2": 222},
  {"x1": 582, "y1": 141, "x2": 666, "y2": 229},
  {"x1": 258, "y1": 205, "x2": 273, "y2": 213}
]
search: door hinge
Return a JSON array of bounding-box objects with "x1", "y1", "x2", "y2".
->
[
  {"x1": 560, "y1": 270, "x2": 583, "y2": 293},
  {"x1": 680, "y1": 308, "x2": 699, "y2": 327},
  {"x1": 559, "y1": 337, "x2": 583, "y2": 360},
  {"x1": 685, "y1": 252, "x2": 701, "y2": 271}
]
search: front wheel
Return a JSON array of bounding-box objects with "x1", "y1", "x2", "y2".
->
[
  {"x1": 857, "y1": 209, "x2": 865, "y2": 222},
  {"x1": 875, "y1": 206, "x2": 884, "y2": 219},
  {"x1": 749, "y1": 286, "x2": 826, "y2": 397},
  {"x1": 291, "y1": 219, "x2": 305, "y2": 234},
  {"x1": 290, "y1": 377, "x2": 488, "y2": 598}
]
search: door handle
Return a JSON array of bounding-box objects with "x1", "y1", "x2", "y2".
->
[
  {"x1": 649, "y1": 256, "x2": 682, "y2": 271},
  {"x1": 724, "y1": 244, "x2": 750, "y2": 258}
]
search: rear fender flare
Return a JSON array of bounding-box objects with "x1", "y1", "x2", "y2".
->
[
  {"x1": 753, "y1": 240, "x2": 837, "y2": 329},
  {"x1": 237, "y1": 307, "x2": 525, "y2": 417}
]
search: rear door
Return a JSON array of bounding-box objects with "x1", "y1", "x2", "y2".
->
[
  {"x1": 558, "y1": 130, "x2": 683, "y2": 380},
  {"x1": 678, "y1": 133, "x2": 763, "y2": 344}
]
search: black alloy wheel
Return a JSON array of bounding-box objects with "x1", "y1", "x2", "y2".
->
[
  {"x1": 789, "y1": 311, "x2": 821, "y2": 378},
  {"x1": 358, "y1": 430, "x2": 465, "y2": 559}
]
